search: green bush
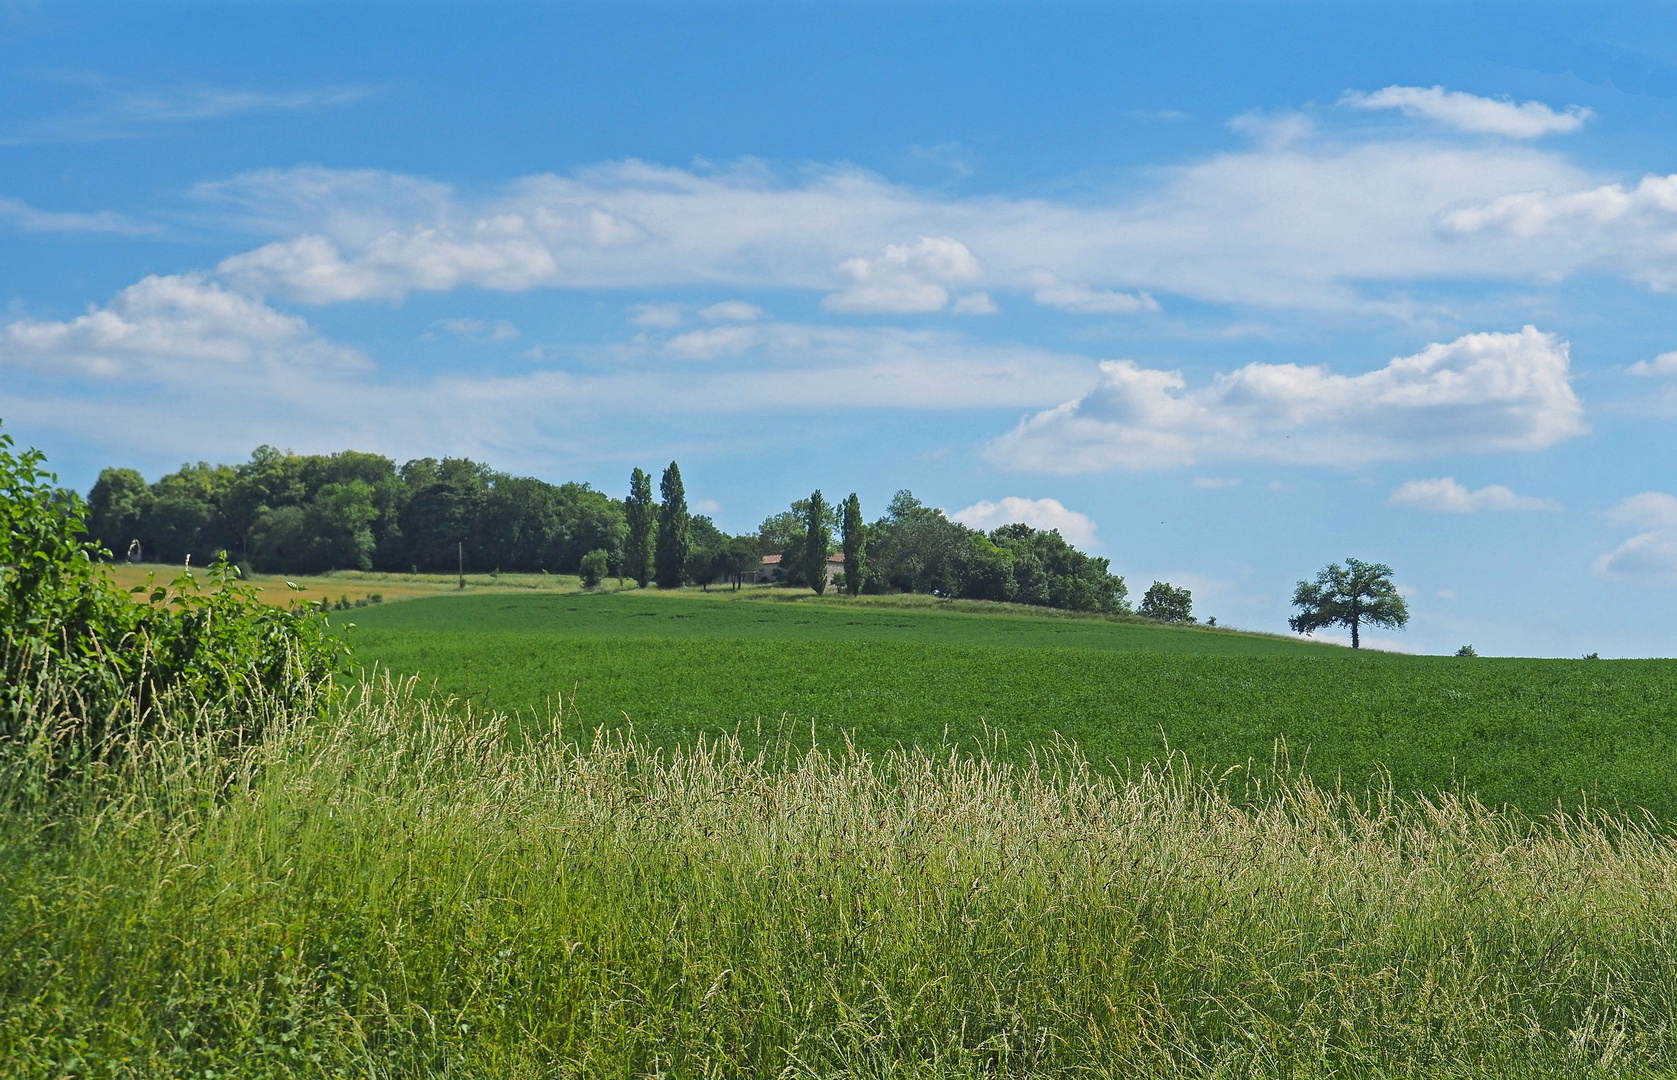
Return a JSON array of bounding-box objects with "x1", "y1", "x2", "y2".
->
[
  {"x1": 580, "y1": 547, "x2": 609, "y2": 588},
  {"x1": 0, "y1": 423, "x2": 344, "y2": 773}
]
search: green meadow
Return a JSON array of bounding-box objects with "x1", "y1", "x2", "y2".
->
[{"x1": 343, "y1": 589, "x2": 1677, "y2": 823}]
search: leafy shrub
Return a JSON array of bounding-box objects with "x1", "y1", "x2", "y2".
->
[
  {"x1": 1, "y1": 424, "x2": 344, "y2": 771},
  {"x1": 1456, "y1": 644, "x2": 1478, "y2": 657},
  {"x1": 579, "y1": 547, "x2": 609, "y2": 588}
]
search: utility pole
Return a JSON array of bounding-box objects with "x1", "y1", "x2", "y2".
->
[{"x1": 458, "y1": 541, "x2": 465, "y2": 590}]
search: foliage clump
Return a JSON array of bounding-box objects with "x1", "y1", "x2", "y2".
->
[
  {"x1": 1289, "y1": 557, "x2": 1409, "y2": 649},
  {"x1": 579, "y1": 547, "x2": 609, "y2": 589},
  {"x1": 1, "y1": 424, "x2": 342, "y2": 769},
  {"x1": 1140, "y1": 580, "x2": 1195, "y2": 623}
]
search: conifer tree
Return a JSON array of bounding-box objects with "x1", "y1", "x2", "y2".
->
[
  {"x1": 841, "y1": 492, "x2": 865, "y2": 596},
  {"x1": 623, "y1": 467, "x2": 655, "y2": 588},
  {"x1": 654, "y1": 461, "x2": 691, "y2": 589},
  {"x1": 804, "y1": 489, "x2": 831, "y2": 595}
]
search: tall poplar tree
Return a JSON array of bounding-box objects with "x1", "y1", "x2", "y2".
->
[
  {"x1": 841, "y1": 492, "x2": 865, "y2": 596},
  {"x1": 804, "y1": 489, "x2": 831, "y2": 595},
  {"x1": 654, "y1": 461, "x2": 691, "y2": 589},
  {"x1": 623, "y1": 467, "x2": 655, "y2": 588}
]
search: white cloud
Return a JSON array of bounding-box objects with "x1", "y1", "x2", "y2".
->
[
  {"x1": 951, "y1": 292, "x2": 998, "y2": 315},
  {"x1": 630, "y1": 303, "x2": 684, "y2": 328},
  {"x1": 694, "y1": 498, "x2": 722, "y2": 514},
  {"x1": 3, "y1": 319, "x2": 1108, "y2": 476},
  {"x1": 1193, "y1": 477, "x2": 1242, "y2": 489},
  {"x1": 439, "y1": 318, "x2": 517, "y2": 340},
  {"x1": 823, "y1": 236, "x2": 982, "y2": 313},
  {"x1": 0, "y1": 85, "x2": 374, "y2": 146},
  {"x1": 1438, "y1": 173, "x2": 1677, "y2": 292},
  {"x1": 0, "y1": 196, "x2": 158, "y2": 236},
  {"x1": 663, "y1": 325, "x2": 758, "y2": 360},
  {"x1": 699, "y1": 300, "x2": 763, "y2": 322},
  {"x1": 950, "y1": 497, "x2": 1099, "y2": 546},
  {"x1": 0, "y1": 274, "x2": 364, "y2": 379},
  {"x1": 193, "y1": 141, "x2": 1606, "y2": 315},
  {"x1": 1595, "y1": 493, "x2": 1677, "y2": 582},
  {"x1": 986, "y1": 326, "x2": 1584, "y2": 472},
  {"x1": 1388, "y1": 477, "x2": 1560, "y2": 513},
  {"x1": 219, "y1": 227, "x2": 564, "y2": 303},
  {"x1": 1342, "y1": 85, "x2": 1592, "y2": 138},
  {"x1": 1028, "y1": 270, "x2": 1159, "y2": 314},
  {"x1": 1628, "y1": 351, "x2": 1677, "y2": 377}
]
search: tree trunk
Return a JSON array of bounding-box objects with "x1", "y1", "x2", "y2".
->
[{"x1": 1351, "y1": 617, "x2": 1360, "y2": 649}]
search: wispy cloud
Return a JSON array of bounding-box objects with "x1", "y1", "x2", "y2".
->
[
  {"x1": 191, "y1": 130, "x2": 1603, "y2": 317},
  {"x1": 1596, "y1": 493, "x2": 1677, "y2": 582},
  {"x1": 0, "y1": 83, "x2": 374, "y2": 145},
  {"x1": 0, "y1": 196, "x2": 158, "y2": 237},
  {"x1": 1341, "y1": 85, "x2": 1591, "y2": 138}
]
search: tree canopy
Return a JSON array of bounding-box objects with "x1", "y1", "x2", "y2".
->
[
  {"x1": 1288, "y1": 558, "x2": 1408, "y2": 649},
  {"x1": 83, "y1": 447, "x2": 1125, "y2": 615},
  {"x1": 1140, "y1": 581, "x2": 1195, "y2": 623}
]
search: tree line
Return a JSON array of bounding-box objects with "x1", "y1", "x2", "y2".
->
[{"x1": 85, "y1": 448, "x2": 1133, "y2": 614}]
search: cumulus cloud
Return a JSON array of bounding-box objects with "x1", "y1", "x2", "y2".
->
[
  {"x1": 950, "y1": 496, "x2": 1099, "y2": 546},
  {"x1": 1438, "y1": 173, "x2": 1677, "y2": 292},
  {"x1": 1628, "y1": 351, "x2": 1677, "y2": 377},
  {"x1": 218, "y1": 228, "x2": 564, "y2": 303},
  {"x1": 1388, "y1": 477, "x2": 1560, "y2": 513},
  {"x1": 951, "y1": 292, "x2": 998, "y2": 315},
  {"x1": 1342, "y1": 86, "x2": 1592, "y2": 138},
  {"x1": 1028, "y1": 270, "x2": 1159, "y2": 314},
  {"x1": 0, "y1": 274, "x2": 364, "y2": 379},
  {"x1": 823, "y1": 236, "x2": 982, "y2": 313},
  {"x1": 699, "y1": 300, "x2": 763, "y2": 322},
  {"x1": 663, "y1": 325, "x2": 758, "y2": 360},
  {"x1": 1193, "y1": 477, "x2": 1242, "y2": 489},
  {"x1": 1595, "y1": 493, "x2": 1677, "y2": 581},
  {"x1": 986, "y1": 326, "x2": 1584, "y2": 472}
]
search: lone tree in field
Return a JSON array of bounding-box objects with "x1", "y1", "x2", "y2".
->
[
  {"x1": 804, "y1": 489, "x2": 831, "y2": 595},
  {"x1": 654, "y1": 462, "x2": 691, "y2": 589},
  {"x1": 1140, "y1": 581, "x2": 1194, "y2": 623},
  {"x1": 841, "y1": 493, "x2": 865, "y2": 596},
  {"x1": 1289, "y1": 558, "x2": 1408, "y2": 649},
  {"x1": 623, "y1": 468, "x2": 656, "y2": 588}
]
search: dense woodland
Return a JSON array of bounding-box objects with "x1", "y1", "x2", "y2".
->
[{"x1": 86, "y1": 447, "x2": 1131, "y2": 614}]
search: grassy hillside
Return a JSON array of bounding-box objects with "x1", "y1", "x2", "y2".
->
[{"x1": 343, "y1": 590, "x2": 1677, "y2": 822}]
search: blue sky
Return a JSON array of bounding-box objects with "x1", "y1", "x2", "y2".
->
[{"x1": 5, "y1": 2, "x2": 1677, "y2": 656}]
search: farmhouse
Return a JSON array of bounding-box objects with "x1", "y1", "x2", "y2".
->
[{"x1": 749, "y1": 552, "x2": 845, "y2": 585}]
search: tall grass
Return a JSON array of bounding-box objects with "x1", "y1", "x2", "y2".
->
[{"x1": 3, "y1": 676, "x2": 1676, "y2": 1078}]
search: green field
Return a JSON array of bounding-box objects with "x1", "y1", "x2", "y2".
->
[{"x1": 343, "y1": 589, "x2": 1677, "y2": 822}]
